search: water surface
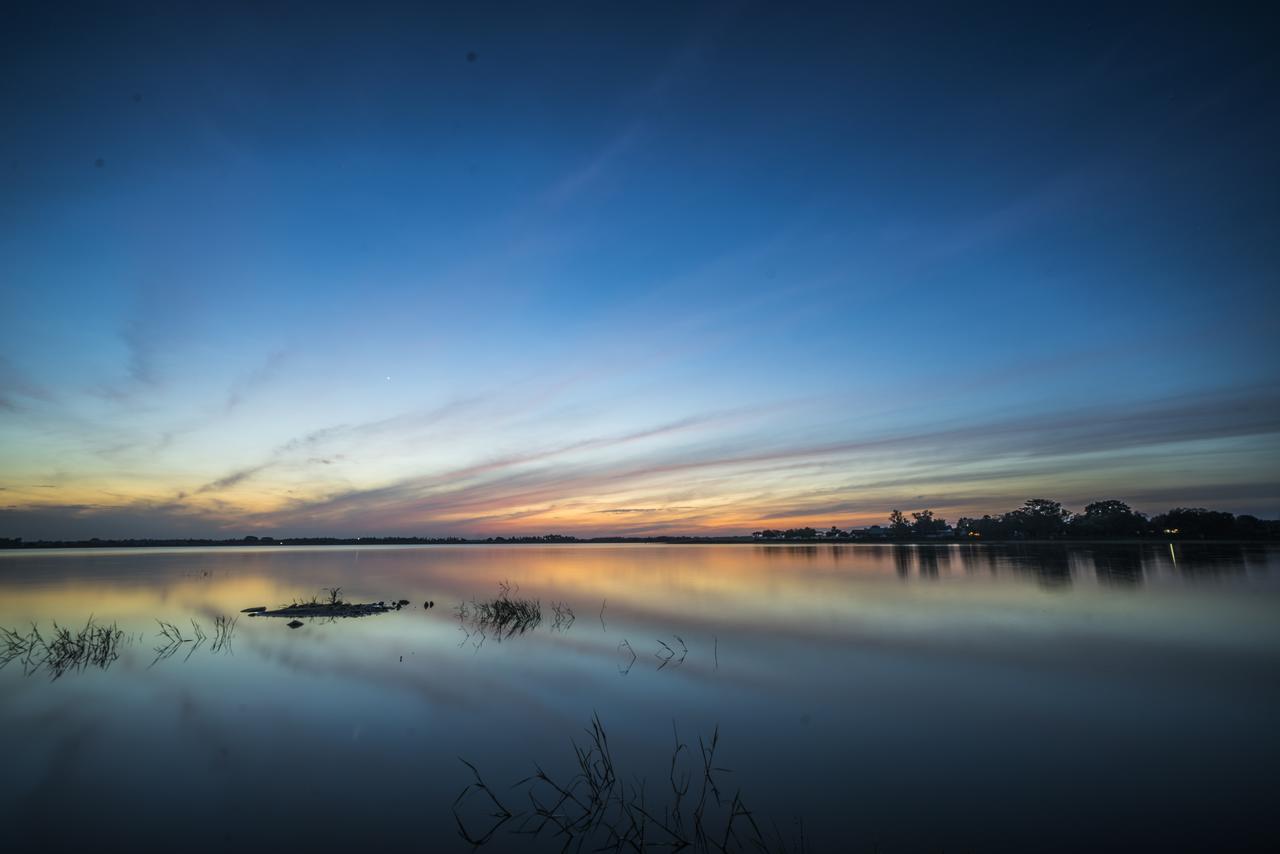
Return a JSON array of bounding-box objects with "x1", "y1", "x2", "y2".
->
[{"x1": 1, "y1": 543, "x2": 1277, "y2": 852}]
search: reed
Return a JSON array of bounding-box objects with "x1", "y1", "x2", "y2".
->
[
  {"x1": 655, "y1": 635, "x2": 688, "y2": 670},
  {"x1": 210, "y1": 615, "x2": 238, "y2": 653},
  {"x1": 550, "y1": 601, "x2": 576, "y2": 631},
  {"x1": 457, "y1": 581, "x2": 543, "y2": 641},
  {"x1": 617, "y1": 639, "x2": 637, "y2": 675},
  {"x1": 1, "y1": 617, "x2": 124, "y2": 679},
  {"x1": 454, "y1": 714, "x2": 806, "y2": 853}
]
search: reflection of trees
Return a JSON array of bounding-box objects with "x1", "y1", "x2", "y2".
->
[
  {"x1": 889, "y1": 546, "x2": 953, "y2": 579},
  {"x1": 949, "y1": 545, "x2": 1007, "y2": 577},
  {"x1": 753, "y1": 545, "x2": 819, "y2": 561},
  {"x1": 1033, "y1": 551, "x2": 1072, "y2": 588},
  {"x1": 1091, "y1": 547, "x2": 1144, "y2": 586},
  {"x1": 893, "y1": 547, "x2": 912, "y2": 579},
  {"x1": 958, "y1": 544, "x2": 985, "y2": 573},
  {"x1": 916, "y1": 547, "x2": 940, "y2": 578},
  {"x1": 1168, "y1": 543, "x2": 1250, "y2": 576},
  {"x1": 1000, "y1": 546, "x2": 1073, "y2": 589},
  {"x1": 981, "y1": 545, "x2": 1001, "y2": 576},
  {"x1": 938, "y1": 542, "x2": 1276, "y2": 586}
]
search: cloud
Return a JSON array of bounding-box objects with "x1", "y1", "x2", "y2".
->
[
  {"x1": 0, "y1": 501, "x2": 234, "y2": 540},
  {"x1": 243, "y1": 383, "x2": 1280, "y2": 533},
  {"x1": 122, "y1": 319, "x2": 161, "y2": 387},
  {"x1": 223, "y1": 349, "x2": 288, "y2": 413},
  {"x1": 5, "y1": 383, "x2": 1277, "y2": 539},
  {"x1": 195, "y1": 464, "x2": 272, "y2": 494}
]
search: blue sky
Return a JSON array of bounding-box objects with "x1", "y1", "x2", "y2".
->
[{"x1": 2, "y1": 1, "x2": 1278, "y2": 538}]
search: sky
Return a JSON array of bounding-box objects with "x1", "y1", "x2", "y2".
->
[{"x1": 1, "y1": 1, "x2": 1278, "y2": 539}]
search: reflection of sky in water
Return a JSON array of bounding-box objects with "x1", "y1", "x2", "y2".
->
[{"x1": 1, "y1": 544, "x2": 1278, "y2": 851}]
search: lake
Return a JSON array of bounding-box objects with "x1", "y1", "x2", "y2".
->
[{"x1": 1, "y1": 543, "x2": 1277, "y2": 852}]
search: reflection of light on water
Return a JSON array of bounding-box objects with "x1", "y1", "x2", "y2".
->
[{"x1": 1170, "y1": 543, "x2": 1177, "y2": 566}]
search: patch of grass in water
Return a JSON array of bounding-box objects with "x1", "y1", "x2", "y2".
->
[
  {"x1": 456, "y1": 580, "x2": 543, "y2": 641},
  {"x1": 1, "y1": 617, "x2": 125, "y2": 679},
  {"x1": 454, "y1": 713, "x2": 808, "y2": 852}
]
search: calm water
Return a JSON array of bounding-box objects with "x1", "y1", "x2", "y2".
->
[{"x1": 1, "y1": 543, "x2": 1277, "y2": 852}]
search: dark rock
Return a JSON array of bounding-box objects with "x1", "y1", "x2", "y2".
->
[
  {"x1": 398, "y1": 599, "x2": 409, "y2": 606},
  {"x1": 241, "y1": 606, "x2": 267, "y2": 613},
  {"x1": 286, "y1": 620, "x2": 304, "y2": 629}
]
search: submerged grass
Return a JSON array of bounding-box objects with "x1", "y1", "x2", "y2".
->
[
  {"x1": 3, "y1": 613, "x2": 240, "y2": 676},
  {"x1": 211, "y1": 615, "x2": 238, "y2": 653},
  {"x1": 457, "y1": 581, "x2": 544, "y2": 645},
  {"x1": 1, "y1": 617, "x2": 125, "y2": 679},
  {"x1": 455, "y1": 714, "x2": 807, "y2": 853},
  {"x1": 550, "y1": 601, "x2": 576, "y2": 631}
]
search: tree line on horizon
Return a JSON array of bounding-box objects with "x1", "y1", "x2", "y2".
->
[{"x1": 752, "y1": 498, "x2": 1280, "y2": 541}]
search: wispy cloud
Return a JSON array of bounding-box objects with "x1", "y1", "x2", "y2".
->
[
  {"x1": 195, "y1": 464, "x2": 272, "y2": 494},
  {"x1": 212, "y1": 383, "x2": 1280, "y2": 535},
  {"x1": 223, "y1": 349, "x2": 288, "y2": 413}
]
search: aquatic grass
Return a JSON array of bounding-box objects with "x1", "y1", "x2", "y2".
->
[
  {"x1": 655, "y1": 635, "x2": 688, "y2": 670},
  {"x1": 455, "y1": 713, "x2": 806, "y2": 853},
  {"x1": 1, "y1": 617, "x2": 125, "y2": 679},
  {"x1": 617, "y1": 639, "x2": 637, "y2": 675},
  {"x1": 550, "y1": 601, "x2": 576, "y2": 632},
  {"x1": 454, "y1": 759, "x2": 514, "y2": 845},
  {"x1": 210, "y1": 615, "x2": 238, "y2": 653},
  {"x1": 152, "y1": 619, "x2": 192, "y2": 666},
  {"x1": 457, "y1": 581, "x2": 543, "y2": 643},
  {"x1": 3, "y1": 613, "x2": 241, "y2": 675},
  {"x1": 287, "y1": 586, "x2": 345, "y2": 608}
]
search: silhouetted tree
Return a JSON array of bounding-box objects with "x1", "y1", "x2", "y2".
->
[
  {"x1": 1071, "y1": 499, "x2": 1148, "y2": 538},
  {"x1": 1150, "y1": 508, "x2": 1236, "y2": 539},
  {"x1": 910, "y1": 510, "x2": 948, "y2": 535},
  {"x1": 1234, "y1": 515, "x2": 1262, "y2": 538},
  {"x1": 888, "y1": 509, "x2": 911, "y2": 537},
  {"x1": 956, "y1": 515, "x2": 1008, "y2": 538},
  {"x1": 1006, "y1": 498, "x2": 1070, "y2": 539}
]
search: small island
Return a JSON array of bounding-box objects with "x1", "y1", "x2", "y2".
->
[{"x1": 244, "y1": 588, "x2": 411, "y2": 619}]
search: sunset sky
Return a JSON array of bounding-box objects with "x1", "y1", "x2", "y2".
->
[{"x1": 2, "y1": 2, "x2": 1278, "y2": 539}]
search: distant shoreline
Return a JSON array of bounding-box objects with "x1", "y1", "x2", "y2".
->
[{"x1": 3, "y1": 535, "x2": 1278, "y2": 550}]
